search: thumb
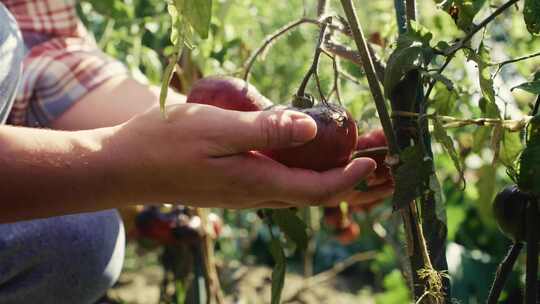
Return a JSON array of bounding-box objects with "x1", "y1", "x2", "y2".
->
[{"x1": 208, "y1": 109, "x2": 317, "y2": 156}]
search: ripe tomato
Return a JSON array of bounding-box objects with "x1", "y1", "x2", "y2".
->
[
  {"x1": 187, "y1": 76, "x2": 273, "y2": 111},
  {"x1": 262, "y1": 104, "x2": 358, "y2": 171}
]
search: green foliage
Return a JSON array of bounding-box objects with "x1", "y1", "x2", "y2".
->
[
  {"x1": 436, "y1": 0, "x2": 487, "y2": 31},
  {"x1": 524, "y1": 0, "x2": 540, "y2": 35},
  {"x1": 518, "y1": 116, "x2": 540, "y2": 194},
  {"x1": 392, "y1": 146, "x2": 433, "y2": 209},
  {"x1": 383, "y1": 21, "x2": 433, "y2": 98},
  {"x1": 512, "y1": 80, "x2": 540, "y2": 95}
]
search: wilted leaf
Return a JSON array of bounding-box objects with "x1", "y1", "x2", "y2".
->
[
  {"x1": 476, "y1": 165, "x2": 497, "y2": 224},
  {"x1": 272, "y1": 209, "x2": 308, "y2": 251},
  {"x1": 524, "y1": 0, "x2": 540, "y2": 35},
  {"x1": 433, "y1": 117, "x2": 465, "y2": 186},
  {"x1": 269, "y1": 238, "x2": 286, "y2": 304},
  {"x1": 184, "y1": 0, "x2": 212, "y2": 39},
  {"x1": 392, "y1": 146, "x2": 433, "y2": 210},
  {"x1": 465, "y1": 43, "x2": 497, "y2": 106}
]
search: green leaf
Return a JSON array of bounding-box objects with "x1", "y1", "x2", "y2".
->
[
  {"x1": 431, "y1": 83, "x2": 458, "y2": 116},
  {"x1": 511, "y1": 80, "x2": 540, "y2": 95},
  {"x1": 524, "y1": 0, "x2": 540, "y2": 35},
  {"x1": 392, "y1": 146, "x2": 433, "y2": 210},
  {"x1": 384, "y1": 46, "x2": 425, "y2": 98},
  {"x1": 184, "y1": 0, "x2": 212, "y2": 39},
  {"x1": 397, "y1": 21, "x2": 433, "y2": 49},
  {"x1": 271, "y1": 209, "x2": 308, "y2": 251},
  {"x1": 269, "y1": 237, "x2": 286, "y2": 304},
  {"x1": 384, "y1": 21, "x2": 433, "y2": 98},
  {"x1": 432, "y1": 117, "x2": 465, "y2": 186}
]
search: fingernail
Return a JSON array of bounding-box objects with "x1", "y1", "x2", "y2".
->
[{"x1": 291, "y1": 113, "x2": 317, "y2": 145}]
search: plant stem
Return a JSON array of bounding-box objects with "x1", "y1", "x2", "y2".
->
[
  {"x1": 323, "y1": 40, "x2": 386, "y2": 81},
  {"x1": 525, "y1": 197, "x2": 539, "y2": 304},
  {"x1": 487, "y1": 242, "x2": 524, "y2": 304},
  {"x1": 405, "y1": 0, "x2": 416, "y2": 21},
  {"x1": 194, "y1": 208, "x2": 224, "y2": 304},
  {"x1": 394, "y1": 0, "x2": 407, "y2": 34},
  {"x1": 490, "y1": 51, "x2": 540, "y2": 67},
  {"x1": 243, "y1": 17, "x2": 349, "y2": 81},
  {"x1": 317, "y1": 0, "x2": 328, "y2": 16},
  {"x1": 339, "y1": 0, "x2": 400, "y2": 155},
  {"x1": 296, "y1": 17, "x2": 331, "y2": 100}
]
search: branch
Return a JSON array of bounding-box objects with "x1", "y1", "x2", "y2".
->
[
  {"x1": 486, "y1": 242, "x2": 524, "y2": 304},
  {"x1": 490, "y1": 51, "x2": 540, "y2": 68},
  {"x1": 339, "y1": 0, "x2": 400, "y2": 156},
  {"x1": 243, "y1": 17, "x2": 352, "y2": 81},
  {"x1": 424, "y1": 0, "x2": 520, "y2": 101},
  {"x1": 295, "y1": 17, "x2": 331, "y2": 103},
  {"x1": 323, "y1": 40, "x2": 386, "y2": 81},
  {"x1": 392, "y1": 111, "x2": 532, "y2": 132}
]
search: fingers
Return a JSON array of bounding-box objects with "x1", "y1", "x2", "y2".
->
[
  {"x1": 197, "y1": 107, "x2": 318, "y2": 156},
  {"x1": 212, "y1": 154, "x2": 377, "y2": 206}
]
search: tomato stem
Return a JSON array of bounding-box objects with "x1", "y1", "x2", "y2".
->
[
  {"x1": 296, "y1": 17, "x2": 331, "y2": 104},
  {"x1": 487, "y1": 242, "x2": 524, "y2": 304}
]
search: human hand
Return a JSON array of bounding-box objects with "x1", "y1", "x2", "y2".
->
[
  {"x1": 105, "y1": 103, "x2": 377, "y2": 209},
  {"x1": 324, "y1": 129, "x2": 394, "y2": 210}
]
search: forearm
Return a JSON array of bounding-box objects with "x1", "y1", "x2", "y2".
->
[
  {"x1": 51, "y1": 77, "x2": 186, "y2": 130},
  {"x1": 0, "y1": 125, "x2": 127, "y2": 222}
]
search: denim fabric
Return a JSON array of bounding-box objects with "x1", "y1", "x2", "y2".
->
[
  {"x1": 0, "y1": 2, "x2": 23, "y2": 124},
  {"x1": 0, "y1": 4, "x2": 125, "y2": 303},
  {"x1": 0, "y1": 211, "x2": 125, "y2": 304}
]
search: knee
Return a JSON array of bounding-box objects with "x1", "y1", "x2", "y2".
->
[{"x1": 0, "y1": 210, "x2": 126, "y2": 304}]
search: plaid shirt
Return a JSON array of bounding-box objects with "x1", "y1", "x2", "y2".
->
[{"x1": 2, "y1": 0, "x2": 127, "y2": 126}]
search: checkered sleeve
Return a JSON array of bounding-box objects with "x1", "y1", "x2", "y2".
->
[
  {"x1": 8, "y1": 37, "x2": 128, "y2": 127},
  {"x1": 3, "y1": 0, "x2": 129, "y2": 127}
]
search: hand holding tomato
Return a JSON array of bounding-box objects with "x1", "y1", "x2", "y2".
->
[{"x1": 107, "y1": 77, "x2": 376, "y2": 209}]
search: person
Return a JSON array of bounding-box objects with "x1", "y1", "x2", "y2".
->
[{"x1": 0, "y1": 1, "x2": 394, "y2": 303}]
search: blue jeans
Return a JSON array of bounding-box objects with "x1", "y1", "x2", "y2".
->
[{"x1": 0, "y1": 4, "x2": 125, "y2": 303}]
